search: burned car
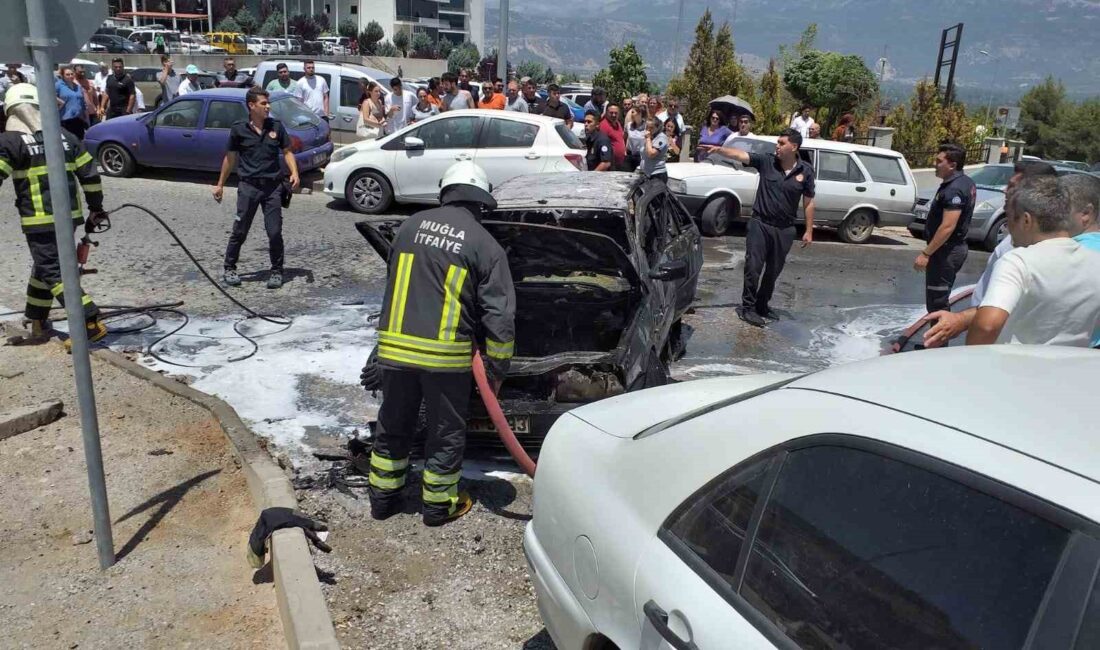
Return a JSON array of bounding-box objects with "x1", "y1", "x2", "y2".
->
[{"x1": 357, "y1": 172, "x2": 703, "y2": 451}]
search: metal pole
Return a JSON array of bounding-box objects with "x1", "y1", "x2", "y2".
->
[
  {"x1": 25, "y1": 0, "x2": 115, "y2": 570},
  {"x1": 207, "y1": 0, "x2": 213, "y2": 33},
  {"x1": 132, "y1": 0, "x2": 139, "y2": 27},
  {"x1": 284, "y1": 0, "x2": 290, "y2": 54},
  {"x1": 497, "y1": 0, "x2": 508, "y2": 82}
]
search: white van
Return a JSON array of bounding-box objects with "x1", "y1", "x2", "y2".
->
[
  {"x1": 318, "y1": 36, "x2": 350, "y2": 55},
  {"x1": 129, "y1": 29, "x2": 183, "y2": 53},
  {"x1": 254, "y1": 60, "x2": 392, "y2": 134}
]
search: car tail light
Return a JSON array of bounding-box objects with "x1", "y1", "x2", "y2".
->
[
  {"x1": 290, "y1": 135, "x2": 304, "y2": 153},
  {"x1": 564, "y1": 153, "x2": 584, "y2": 171}
]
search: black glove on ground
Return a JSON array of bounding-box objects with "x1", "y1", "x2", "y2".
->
[{"x1": 247, "y1": 507, "x2": 331, "y2": 568}]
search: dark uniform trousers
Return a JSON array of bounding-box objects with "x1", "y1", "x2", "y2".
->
[
  {"x1": 742, "y1": 218, "x2": 796, "y2": 314},
  {"x1": 224, "y1": 178, "x2": 284, "y2": 271},
  {"x1": 24, "y1": 230, "x2": 98, "y2": 322},
  {"x1": 925, "y1": 242, "x2": 968, "y2": 312},
  {"x1": 369, "y1": 368, "x2": 472, "y2": 518}
]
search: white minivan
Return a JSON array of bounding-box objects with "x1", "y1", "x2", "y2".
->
[{"x1": 254, "y1": 60, "x2": 392, "y2": 135}]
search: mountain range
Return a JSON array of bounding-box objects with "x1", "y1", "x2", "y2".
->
[{"x1": 485, "y1": 0, "x2": 1100, "y2": 99}]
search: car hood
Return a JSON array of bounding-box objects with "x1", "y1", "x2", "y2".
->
[
  {"x1": 481, "y1": 221, "x2": 641, "y2": 289},
  {"x1": 667, "y1": 160, "x2": 749, "y2": 180},
  {"x1": 86, "y1": 112, "x2": 145, "y2": 136},
  {"x1": 917, "y1": 185, "x2": 1005, "y2": 203}
]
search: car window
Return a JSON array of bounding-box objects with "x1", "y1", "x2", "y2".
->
[
  {"x1": 204, "y1": 100, "x2": 246, "y2": 129},
  {"x1": 817, "y1": 151, "x2": 865, "y2": 183},
  {"x1": 554, "y1": 123, "x2": 584, "y2": 150},
  {"x1": 413, "y1": 116, "x2": 479, "y2": 149},
  {"x1": 740, "y1": 445, "x2": 1071, "y2": 650},
  {"x1": 340, "y1": 77, "x2": 362, "y2": 109},
  {"x1": 855, "y1": 153, "x2": 907, "y2": 185},
  {"x1": 666, "y1": 455, "x2": 774, "y2": 586},
  {"x1": 969, "y1": 165, "x2": 1013, "y2": 187},
  {"x1": 1075, "y1": 574, "x2": 1100, "y2": 650},
  {"x1": 154, "y1": 99, "x2": 202, "y2": 128},
  {"x1": 484, "y1": 118, "x2": 538, "y2": 148},
  {"x1": 270, "y1": 96, "x2": 321, "y2": 128}
]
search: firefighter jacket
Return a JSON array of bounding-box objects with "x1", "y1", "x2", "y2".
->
[
  {"x1": 0, "y1": 129, "x2": 103, "y2": 234},
  {"x1": 377, "y1": 203, "x2": 516, "y2": 377}
]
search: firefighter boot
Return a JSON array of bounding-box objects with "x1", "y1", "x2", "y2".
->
[
  {"x1": 64, "y1": 319, "x2": 108, "y2": 353},
  {"x1": 10, "y1": 319, "x2": 51, "y2": 345},
  {"x1": 423, "y1": 492, "x2": 474, "y2": 527}
]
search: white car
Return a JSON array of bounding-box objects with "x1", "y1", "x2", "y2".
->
[
  {"x1": 668, "y1": 135, "x2": 918, "y2": 242},
  {"x1": 323, "y1": 109, "x2": 586, "y2": 213},
  {"x1": 179, "y1": 34, "x2": 225, "y2": 54},
  {"x1": 261, "y1": 38, "x2": 286, "y2": 54},
  {"x1": 526, "y1": 345, "x2": 1100, "y2": 650},
  {"x1": 245, "y1": 37, "x2": 271, "y2": 55}
]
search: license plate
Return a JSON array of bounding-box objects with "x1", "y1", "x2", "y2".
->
[
  {"x1": 468, "y1": 416, "x2": 530, "y2": 434},
  {"x1": 311, "y1": 152, "x2": 328, "y2": 166}
]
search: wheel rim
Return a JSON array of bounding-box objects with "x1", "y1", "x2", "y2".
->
[
  {"x1": 847, "y1": 212, "x2": 873, "y2": 240},
  {"x1": 352, "y1": 176, "x2": 383, "y2": 209},
  {"x1": 995, "y1": 220, "x2": 1008, "y2": 243},
  {"x1": 101, "y1": 147, "x2": 124, "y2": 174}
]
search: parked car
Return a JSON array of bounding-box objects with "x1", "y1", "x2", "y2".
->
[
  {"x1": 128, "y1": 67, "x2": 217, "y2": 109},
  {"x1": 561, "y1": 91, "x2": 591, "y2": 107},
  {"x1": 80, "y1": 42, "x2": 108, "y2": 54},
  {"x1": 89, "y1": 33, "x2": 147, "y2": 54},
  {"x1": 526, "y1": 344, "x2": 1100, "y2": 650},
  {"x1": 129, "y1": 29, "x2": 182, "y2": 53},
  {"x1": 908, "y1": 163, "x2": 1092, "y2": 251},
  {"x1": 561, "y1": 96, "x2": 586, "y2": 122},
  {"x1": 323, "y1": 110, "x2": 585, "y2": 214},
  {"x1": 357, "y1": 172, "x2": 703, "y2": 449},
  {"x1": 179, "y1": 34, "x2": 225, "y2": 54},
  {"x1": 1053, "y1": 159, "x2": 1090, "y2": 171},
  {"x1": 254, "y1": 60, "x2": 393, "y2": 135},
  {"x1": 95, "y1": 26, "x2": 134, "y2": 40},
  {"x1": 668, "y1": 135, "x2": 918, "y2": 242},
  {"x1": 84, "y1": 88, "x2": 333, "y2": 177},
  {"x1": 205, "y1": 32, "x2": 248, "y2": 55},
  {"x1": 244, "y1": 37, "x2": 268, "y2": 55},
  {"x1": 318, "y1": 36, "x2": 350, "y2": 55}
]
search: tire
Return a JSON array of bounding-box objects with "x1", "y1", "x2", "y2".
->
[
  {"x1": 97, "y1": 142, "x2": 136, "y2": 177},
  {"x1": 345, "y1": 169, "x2": 394, "y2": 214},
  {"x1": 983, "y1": 215, "x2": 1007, "y2": 252},
  {"x1": 838, "y1": 209, "x2": 876, "y2": 244},
  {"x1": 699, "y1": 195, "x2": 733, "y2": 237}
]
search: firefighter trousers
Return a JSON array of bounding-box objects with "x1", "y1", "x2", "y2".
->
[
  {"x1": 368, "y1": 368, "x2": 472, "y2": 517},
  {"x1": 24, "y1": 230, "x2": 99, "y2": 323}
]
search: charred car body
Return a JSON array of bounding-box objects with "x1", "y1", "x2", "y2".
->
[{"x1": 357, "y1": 172, "x2": 703, "y2": 451}]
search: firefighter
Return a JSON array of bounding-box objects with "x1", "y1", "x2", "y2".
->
[
  {"x1": 0, "y1": 83, "x2": 107, "y2": 346},
  {"x1": 368, "y1": 161, "x2": 516, "y2": 527}
]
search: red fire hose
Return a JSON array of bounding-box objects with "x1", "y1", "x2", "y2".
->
[{"x1": 472, "y1": 349, "x2": 537, "y2": 477}]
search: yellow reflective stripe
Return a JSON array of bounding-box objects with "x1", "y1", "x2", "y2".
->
[
  {"x1": 82, "y1": 183, "x2": 102, "y2": 193},
  {"x1": 25, "y1": 296, "x2": 53, "y2": 307},
  {"x1": 370, "y1": 453, "x2": 409, "y2": 472},
  {"x1": 29, "y1": 178, "x2": 44, "y2": 218},
  {"x1": 422, "y1": 488, "x2": 457, "y2": 504},
  {"x1": 369, "y1": 473, "x2": 405, "y2": 490},
  {"x1": 377, "y1": 331, "x2": 471, "y2": 354},
  {"x1": 21, "y1": 215, "x2": 55, "y2": 226},
  {"x1": 377, "y1": 346, "x2": 472, "y2": 369},
  {"x1": 437, "y1": 265, "x2": 468, "y2": 341},
  {"x1": 387, "y1": 252, "x2": 414, "y2": 333},
  {"x1": 423, "y1": 470, "x2": 460, "y2": 486},
  {"x1": 74, "y1": 151, "x2": 93, "y2": 168},
  {"x1": 0, "y1": 158, "x2": 11, "y2": 176},
  {"x1": 50, "y1": 283, "x2": 65, "y2": 297},
  {"x1": 10, "y1": 169, "x2": 27, "y2": 179},
  {"x1": 486, "y1": 339, "x2": 514, "y2": 360},
  {"x1": 81, "y1": 295, "x2": 93, "y2": 306},
  {"x1": 28, "y1": 277, "x2": 48, "y2": 289}
]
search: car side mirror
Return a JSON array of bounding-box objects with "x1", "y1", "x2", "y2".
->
[
  {"x1": 403, "y1": 136, "x2": 424, "y2": 150},
  {"x1": 648, "y1": 259, "x2": 687, "y2": 281}
]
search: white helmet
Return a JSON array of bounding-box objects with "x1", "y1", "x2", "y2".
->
[
  {"x1": 439, "y1": 161, "x2": 496, "y2": 210},
  {"x1": 4, "y1": 83, "x2": 38, "y2": 114}
]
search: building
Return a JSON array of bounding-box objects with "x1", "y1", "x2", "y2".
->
[{"x1": 278, "y1": 0, "x2": 484, "y2": 52}]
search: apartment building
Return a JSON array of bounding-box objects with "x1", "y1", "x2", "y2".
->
[{"x1": 277, "y1": 0, "x2": 484, "y2": 52}]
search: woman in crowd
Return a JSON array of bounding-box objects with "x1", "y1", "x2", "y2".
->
[
  {"x1": 695, "y1": 109, "x2": 731, "y2": 161},
  {"x1": 640, "y1": 116, "x2": 670, "y2": 182},
  {"x1": 410, "y1": 88, "x2": 438, "y2": 123},
  {"x1": 357, "y1": 81, "x2": 386, "y2": 140},
  {"x1": 624, "y1": 102, "x2": 648, "y2": 172},
  {"x1": 833, "y1": 113, "x2": 856, "y2": 142},
  {"x1": 55, "y1": 66, "x2": 88, "y2": 139},
  {"x1": 663, "y1": 117, "x2": 682, "y2": 160},
  {"x1": 647, "y1": 95, "x2": 662, "y2": 121}
]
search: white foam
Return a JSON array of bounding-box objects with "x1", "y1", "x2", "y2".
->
[{"x1": 802, "y1": 304, "x2": 928, "y2": 366}]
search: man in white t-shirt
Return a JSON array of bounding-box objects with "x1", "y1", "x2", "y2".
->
[
  {"x1": 297, "y1": 60, "x2": 329, "y2": 119},
  {"x1": 384, "y1": 77, "x2": 415, "y2": 135},
  {"x1": 967, "y1": 175, "x2": 1100, "y2": 346},
  {"x1": 790, "y1": 106, "x2": 815, "y2": 139}
]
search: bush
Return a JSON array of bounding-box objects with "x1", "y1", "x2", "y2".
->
[
  {"x1": 215, "y1": 16, "x2": 242, "y2": 33},
  {"x1": 376, "y1": 41, "x2": 400, "y2": 58},
  {"x1": 392, "y1": 30, "x2": 410, "y2": 57},
  {"x1": 410, "y1": 32, "x2": 434, "y2": 58},
  {"x1": 338, "y1": 18, "x2": 357, "y2": 40},
  {"x1": 234, "y1": 7, "x2": 258, "y2": 34},
  {"x1": 359, "y1": 20, "x2": 384, "y2": 55},
  {"x1": 447, "y1": 41, "x2": 480, "y2": 74},
  {"x1": 288, "y1": 14, "x2": 321, "y2": 41},
  {"x1": 258, "y1": 11, "x2": 284, "y2": 38}
]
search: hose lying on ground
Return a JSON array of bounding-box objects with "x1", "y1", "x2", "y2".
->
[{"x1": 472, "y1": 349, "x2": 536, "y2": 478}]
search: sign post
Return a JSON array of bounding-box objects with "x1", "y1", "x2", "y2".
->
[{"x1": 8, "y1": 0, "x2": 114, "y2": 569}]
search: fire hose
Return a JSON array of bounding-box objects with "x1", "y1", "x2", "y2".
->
[{"x1": 471, "y1": 349, "x2": 536, "y2": 478}]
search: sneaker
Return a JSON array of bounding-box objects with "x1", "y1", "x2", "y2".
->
[
  {"x1": 64, "y1": 320, "x2": 108, "y2": 352},
  {"x1": 266, "y1": 271, "x2": 283, "y2": 289},
  {"x1": 223, "y1": 269, "x2": 241, "y2": 286},
  {"x1": 757, "y1": 307, "x2": 781, "y2": 322},
  {"x1": 736, "y1": 306, "x2": 766, "y2": 328},
  {"x1": 423, "y1": 492, "x2": 474, "y2": 527}
]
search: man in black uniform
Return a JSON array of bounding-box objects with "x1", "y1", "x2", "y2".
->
[
  {"x1": 541, "y1": 84, "x2": 571, "y2": 121},
  {"x1": 703, "y1": 128, "x2": 816, "y2": 327},
  {"x1": 368, "y1": 161, "x2": 515, "y2": 527},
  {"x1": 213, "y1": 87, "x2": 300, "y2": 289},
  {"x1": 914, "y1": 143, "x2": 975, "y2": 312},
  {"x1": 583, "y1": 110, "x2": 612, "y2": 171},
  {"x1": 99, "y1": 57, "x2": 135, "y2": 120},
  {"x1": 0, "y1": 84, "x2": 107, "y2": 345}
]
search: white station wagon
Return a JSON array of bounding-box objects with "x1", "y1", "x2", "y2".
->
[{"x1": 668, "y1": 135, "x2": 918, "y2": 243}]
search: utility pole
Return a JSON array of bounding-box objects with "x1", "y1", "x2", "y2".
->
[
  {"x1": 497, "y1": 0, "x2": 509, "y2": 82},
  {"x1": 674, "y1": 0, "x2": 685, "y2": 72}
]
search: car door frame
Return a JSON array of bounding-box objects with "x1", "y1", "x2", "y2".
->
[
  {"x1": 471, "y1": 114, "x2": 545, "y2": 188},
  {"x1": 811, "y1": 147, "x2": 868, "y2": 225},
  {"x1": 384, "y1": 114, "x2": 485, "y2": 201},
  {"x1": 194, "y1": 98, "x2": 247, "y2": 172},
  {"x1": 144, "y1": 97, "x2": 207, "y2": 168}
]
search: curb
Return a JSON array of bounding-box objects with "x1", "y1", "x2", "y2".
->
[
  {"x1": 0, "y1": 399, "x2": 64, "y2": 442},
  {"x1": 90, "y1": 348, "x2": 339, "y2": 650}
]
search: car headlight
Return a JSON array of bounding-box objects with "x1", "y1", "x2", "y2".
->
[
  {"x1": 330, "y1": 146, "x2": 357, "y2": 163},
  {"x1": 975, "y1": 200, "x2": 1000, "y2": 213},
  {"x1": 667, "y1": 178, "x2": 687, "y2": 194}
]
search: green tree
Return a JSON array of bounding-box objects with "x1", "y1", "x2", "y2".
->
[
  {"x1": 666, "y1": 10, "x2": 753, "y2": 128},
  {"x1": 410, "y1": 32, "x2": 434, "y2": 58},
  {"x1": 288, "y1": 14, "x2": 321, "y2": 41},
  {"x1": 517, "y1": 60, "x2": 543, "y2": 81},
  {"x1": 757, "y1": 58, "x2": 784, "y2": 134},
  {"x1": 886, "y1": 79, "x2": 949, "y2": 167},
  {"x1": 313, "y1": 12, "x2": 330, "y2": 32},
  {"x1": 1019, "y1": 76, "x2": 1068, "y2": 158},
  {"x1": 392, "y1": 30, "x2": 410, "y2": 57},
  {"x1": 437, "y1": 38, "x2": 454, "y2": 59},
  {"x1": 376, "y1": 40, "x2": 399, "y2": 57},
  {"x1": 559, "y1": 71, "x2": 580, "y2": 84},
  {"x1": 1053, "y1": 99, "x2": 1100, "y2": 162},
  {"x1": 783, "y1": 50, "x2": 878, "y2": 133},
  {"x1": 359, "y1": 20, "x2": 385, "y2": 55},
  {"x1": 337, "y1": 18, "x2": 357, "y2": 40},
  {"x1": 447, "y1": 41, "x2": 480, "y2": 74},
  {"x1": 215, "y1": 16, "x2": 242, "y2": 33},
  {"x1": 543, "y1": 67, "x2": 555, "y2": 84},
  {"x1": 234, "y1": 7, "x2": 258, "y2": 34},
  {"x1": 779, "y1": 23, "x2": 817, "y2": 69},
  {"x1": 592, "y1": 42, "x2": 650, "y2": 106},
  {"x1": 258, "y1": 11, "x2": 284, "y2": 37},
  {"x1": 714, "y1": 24, "x2": 753, "y2": 104}
]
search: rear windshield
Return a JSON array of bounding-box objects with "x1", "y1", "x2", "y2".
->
[
  {"x1": 855, "y1": 153, "x2": 908, "y2": 185},
  {"x1": 271, "y1": 96, "x2": 321, "y2": 128},
  {"x1": 555, "y1": 124, "x2": 584, "y2": 150}
]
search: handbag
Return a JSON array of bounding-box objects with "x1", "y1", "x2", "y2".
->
[{"x1": 355, "y1": 112, "x2": 380, "y2": 140}]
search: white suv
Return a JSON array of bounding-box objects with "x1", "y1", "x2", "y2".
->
[
  {"x1": 323, "y1": 110, "x2": 585, "y2": 214},
  {"x1": 668, "y1": 135, "x2": 918, "y2": 243}
]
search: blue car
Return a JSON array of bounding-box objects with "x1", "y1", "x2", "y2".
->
[
  {"x1": 562, "y1": 97, "x2": 586, "y2": 122},
  {"x1": 84, "y1": 88, "x2": 333, "y2": 178}
]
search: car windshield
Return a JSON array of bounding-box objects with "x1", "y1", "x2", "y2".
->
[
  {"x1": 968, "y1": 165, "x2": 1013, "y2": 188},
  {"x1": 555, "y1": 123, "x2": 584, "y2": 150},
  {"x1": 706, "y1": 137, "x2": 774, "y2": 167},
  {"x1": 271, "y1": 96, "x2": 320, "y2": 128}
]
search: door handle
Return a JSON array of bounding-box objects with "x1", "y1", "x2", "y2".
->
[
  {"x1": 182, "y1": 133, "x2": 192, "y2": 138},
  {"x1": 890, "y1": 188, "x2": 896, "y2": 196},
  {"x1": 855, "y1": 186, "x2": 866, "y2": 192},
  {"x1": 455, "y1": 153, "x2": 472, "y2": 161},
  {"x1": 643, "y1": 601, "x2": 697, "y2": 650},
  {"x1": 525, "y1": 152, "x2": 540, "y2": 160},
  {"x1": 342, "y1": 116, "x2": 353, "y2": 122}
]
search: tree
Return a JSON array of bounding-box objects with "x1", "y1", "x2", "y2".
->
[
  {"x1": 591, "y1": 42, "x2": 649, "y2": 106},
  {"x1": 392, "y1": 30, "x2": 410, "y2": 57},
  {"x1": 212, "y1": 0, "x2": 244, "y2": 25},
  {"x1": 215, "y1": 16, "x2": 242, "y2": 33},
  {"x1": 1019, "y1": 76, "x2": 1068, "y2": 158},
  {"x1": 313, "y1": 12, "x2": 330, "y2": 32},
  {"x1": 376, "y1": 41, "x2": 399, "y2": 58},
  {"x1": 410, "y1": 32, "x2": 434, "y2": 58},
  {"x1": 234, "y1": 7, "x2": 258, "y2": 34},
  {"x1": 1053, "y1": 98, "x2": 1100, "y2": 162},
  {"x1": 337, "y1": 18, "x2": 357, "y2": 40},
  {"x1": 713, "y1": 24, "x2": 753, "y2": 105},
  {"x1": 447, "y1": 41, "x2": 480, "y2": 74},
  {"x1": 665, "y1": 10, "x2": 754, "y2": 128},
  {"x1": 779, "y1": 23, "x2": 817, "y2": 69},
  {"x1": 783, "y1": 50, "x2": 878, "y2": 132},
  {"x1": 517, "y1": 61, "x2": 543, "y2": 82},
  {"x1": 757, "y1": 58, "x2": 785, "y2": 134},
  {"x1": 559, "y1": 71, "x2": 580, "y2": 84},
  {"x1": 359, "y1": 20, "x2": 385, "y2": 55},
  {"x1": 437, "y1": 38, "x2": 454, "y2": 59},
  {"x1": 886, "y1": 79, "x2": 949, "y2": 167},
  {"x1": 288, "y1": 14, "x2": 321, "y2": 41},
  {"x1": 258, "y1": 11, "x2": 284, "y2": 37},
  {"x1": 542, "y1": 67, "x2": 555, "y2": 84}
]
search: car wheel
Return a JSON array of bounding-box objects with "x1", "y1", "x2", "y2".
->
[
  {"x1": 97, "y1": 142, "x2": 135, "y2": 177},
  {"x1": 838, "y1": 209, "x2": 876, "y2": 244},
  {"x1": 983, "y1": 216, "x2": 1007, "y2": 252},
  {"x1": 345, "y1": 170, "x2": 394, "y2": 214},
  {"x1": 699, "y1": 195, "x2": 732, "y2": 237}
]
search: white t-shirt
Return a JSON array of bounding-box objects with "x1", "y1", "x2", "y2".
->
[
  {"x1": 298, "y1": 75, "x2": 329, "y2": 117},
  {"x1": 177, "y1": 77, "x2": 197, "y2": 96},
  {"x1": 972, "y1": 234, "x2": 1014, "y2": 307},
  {"x1": 722, "y1": 131, "x2": 755, "y2": 149},
  {"x1": 791, "y1": 115, "x2": 815, "y2": 139},
  {"x1": 135, "y1": 87, "x2": 145, "y2": 111},
  {"x1": 656, "y1": 110, "x2": 685, "y2": 133},
  {"x1": 979, "y1": 237, "x2": 1100, "y2": 346},
  {"x1": 384, "y1": 90, "x2": 416, "y2": 134}
]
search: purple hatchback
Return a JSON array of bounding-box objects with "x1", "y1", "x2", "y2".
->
[{"x1": 84, "y1": 88, "x2": 333, "y2": 177}]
